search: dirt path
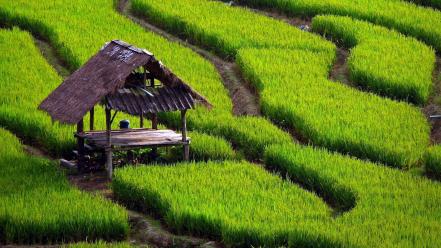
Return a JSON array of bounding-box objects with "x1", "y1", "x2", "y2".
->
[
  {"x1": 33, "y1": 37, "x2": 72, "y2": 78},
  {"x1": 69, "y1": 171, "x2": 222, "y2": 248},
  {"x1": 117, "y1": 0, "x2": 260, "y2": 116},
  {"x1": 329, "y1": 48, "x2": 353, "y2": 87},
  {"x1": 11, "y1": 141, "x2": 223, "y2": 248},
  {"x1": 424, "y1": 56, "x2": 441, "y2": 144}
]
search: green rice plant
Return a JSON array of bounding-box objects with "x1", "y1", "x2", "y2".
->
[
  {"x1": 264, "y1": 143, "x2": 441, "y2": 247},
  {"x1": 425, "y1": 145, "x2": 441, "y2": 179},
  {"x1": 312, "y1": 15, "x2": 435, "y2": 105},
  {"x1": 234, "y1": 0, "x2": 441, "y2": 52},
  {"x1": 114, "y1": 144, "x2": 441, "y2": 247},
  {"x1": 0, "y1": 0, "x2": 291, "y2": 159},
  {"x1": 131, "y1": 0, "x2": 335, "y2": 58},
  {"x1": 168, "y1": 131, "x2": 238, "y2": 161},
  {"x1": 113, "y1": 161, "x2": 343, "y2": 247},
  {"x1": 237, "y1": 48, "x2": 430, "y2": 168},
  {"x1": 0, "y1": 128, "x2": 129, "y2": 244}
]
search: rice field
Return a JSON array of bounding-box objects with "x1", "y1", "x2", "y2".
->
[
  {"x1": 312, "y1": 15, "x2": 435, "y2": 105},
  {"x1": 0, "y1": 0, "x2": 440, "y2": 246}
]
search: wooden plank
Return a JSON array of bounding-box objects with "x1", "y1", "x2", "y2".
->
[{"x1": 84, "y1": 132, "x2": 181, "y2": 141}]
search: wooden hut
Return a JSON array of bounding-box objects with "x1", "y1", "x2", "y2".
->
[{"x1": 39, "y1": 40, "x2": 211, "y2": 178}]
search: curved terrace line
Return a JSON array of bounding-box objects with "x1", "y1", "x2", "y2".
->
[{"x1": 228, "y1": 1, "x2": 436, "y2": 105}]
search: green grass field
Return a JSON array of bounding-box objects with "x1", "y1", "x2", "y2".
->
[{"x1": 0, "y1": 0, "x2": 440, "y2": 246}]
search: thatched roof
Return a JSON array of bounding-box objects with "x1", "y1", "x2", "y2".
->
[
  {"x1": 39, "y1": 40, "x2": 211, "y2": 124},
  {"x1": 105, "y1": 86, "x2": 196, "y2": 115}
]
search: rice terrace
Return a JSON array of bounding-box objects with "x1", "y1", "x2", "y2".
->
[{"x1": 1, "y1": 0, "x2": 441, "y2": 247}]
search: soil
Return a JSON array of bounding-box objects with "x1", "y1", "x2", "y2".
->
[
  {"x1": 117, "y1": 0, "x2": 261, "y2": 116},
  {"x1": 424, "y1": 56, "x2": 441, "y2": 144},
  {"x1": 33, "y1": 37, "x2": 72, "y2": 78},
  {"x1": 330, "y1": 48, "x2": 353, "y2": 87}
]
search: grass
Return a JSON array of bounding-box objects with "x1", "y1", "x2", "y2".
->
[
  {"x1": 131, "y1": 0, "x2": 335, "y2": 58},
  {"x1": 0, "y1": 127, "x2": 129, "y2": 244},
  {"x1": 237, "y1": 48, "x2": 430, "y2": 168},
  {"x1": 234, "y1": 0, "x2": 441, "y2": 52},
  {"x1": 168, "y1": 131, "x2": 238, "y2": 161},
  {"x1": 0, "y1": 0, "x2": 291, "y2": 160},
  {"x1": 112, "y1": 161, "x2": 339, "y2": 247},
  {"x1": 264, "y1": 143, "x2": 441, "y2": 247},
  {"x1": 425, "y1": 145, "x2": 441, "y2": 179},
  {"x1": 312, "y1": 15, "x2": 436, "y2": 105}
]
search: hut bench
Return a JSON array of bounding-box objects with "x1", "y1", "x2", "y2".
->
[
  {"x1": 38, "y1": 40, "x2": 211, "y2": 179},
  {"x1": 75, "y1": 128, "x2": 190, "y2": 151}
]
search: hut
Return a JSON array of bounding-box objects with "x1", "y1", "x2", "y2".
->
[{"x1": 39, "y1": 40, "x2": 211, "y2": 178}]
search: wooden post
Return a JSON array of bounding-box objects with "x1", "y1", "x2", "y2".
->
[
  {"x1": 77, "y1": 119, "x2": 85, "y2": 171},
  {"x1": 143, "y1": 66, "x2": 147, "y2": 86},
  {"x1": 140, "y1": 114, "x2": 144, "y2": 128},
  {"x1": 181, "y1": 110, "x2": 189, "y2": 161},
  {"x1": 105, "y1": 107, "x2": 113, "y2": 179},
  {"x1": 89, "y1": 107, "x2": 94, "y2": 131},
  {"x1": 151, "y1": 113, "x2": 158, "y2": 129},
  {"x1": 151, "y1": 113, "x2": 158, "y2": 157}
]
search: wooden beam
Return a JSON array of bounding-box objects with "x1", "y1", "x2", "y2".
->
[
  {"x1": 89, "y1": 107, "x2": 95, "y2": 131},
  {"x1": 181, "y1": 110, "x2": 189, "y2": 161},
  {"x1": 105, "y1": 107, "x2": 113, "y2": 179},
  {"x1": 77, "y1": 118, "x2": 85, "y2": 171}
]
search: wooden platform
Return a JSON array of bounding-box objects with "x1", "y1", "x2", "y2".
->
[{"x1": 76, "y1": 128, "x2": 189, "y2": 151}]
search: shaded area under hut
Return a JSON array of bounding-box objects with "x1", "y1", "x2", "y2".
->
[{"x1": 39, "y1": 40, "x2": 211, "y2": 178}]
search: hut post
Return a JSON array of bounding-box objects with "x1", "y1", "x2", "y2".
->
[
  {"x1": 143, "y1": 65, "x2": 147, "y2": 86},
  {"x1": 77, "y1": 118, "x2": 85, "y2": 171},
  {"x1": 181, "y1": 110, "x2": 189, "y2": 161},
  {"x1": 150, "y1": 76, "x2": 155, "y2": 87},
  {"x1": 140, "y1": 113, "x2": 144, "y2": 128},
  {"x1": 151, "y1": 113, "x2": 158, "y2": 157},
  {"x1": 105, "y1": 107, "x2": 113, "y2": 179},
  {"x1": 152, "y1": 113, "x2": 158, "y2": 129},
  {"x1": 89, "y1": 107, "x2": 95, "y2": 131}
]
